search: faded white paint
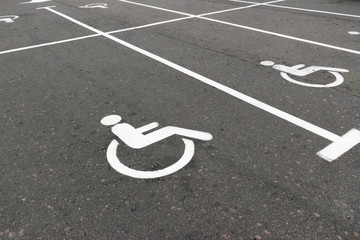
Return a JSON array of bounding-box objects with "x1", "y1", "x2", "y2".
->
[
  {"x1": 3, "y1": 1, "x2": 360, "y2": 55},
  {"x1": 19, "y1": 0, "x2": 52, "y2": 4},
  {"x1": 272, "y1": 64, "x2": 348, "y2": 77},
  {"x1": 107, "y1": 138, "x2": 195, "y2": 179},
  {"x1": 42, "y1": 6, "x2": 359, "y2": 162},
  {"x1": 317, "y1": 129, "x2": 360, "y2": 162},
  {"x1": 230, "y1": 0, "x2": 360, "y2": 19},
  {"x1": 0, "y1": 17, "x2": 192, "y2": 55},
  {"x1": 0, "y1": 15, "x2": 18, "y2": 23},
  {"x1": 348, "y1": 31, "x2": 360, "y2": 35},
  {"x1": 101, "y1": 115, "x2": 212, "y2": 149},
  {"x1": 261, "y1": 61, "x2": 348, "y2": 88},
  {"x1": 118, "y1": 0, "x2": 360, "y2": 55},
  {"x1": 119, "y1": 0, "x2": 285, "y2": 18},
  {"x1": 101, "y1": 115, "x2": 122, "y2": 126},
  {"x1": 101, "y1": 115, "x2": 212, "y2": 178},
  {"x1": 79, "y1": 3, "x2": 108, "y2": 9},
  {"x1": 260, "y1": 60, "x2": 275, "y2": 66},
  {"x1": 280, "y1": 71, "x2": 344, "y2": 88}
]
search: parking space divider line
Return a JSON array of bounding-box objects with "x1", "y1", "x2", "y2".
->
[
  {"x1": 230, "y1": 0, "x2": 360, "y2": 19},
  {"x1": 197, "y1": 16, "x2": 360, "y2": 55},
  {"x1": 197, "y1": 0, "x2": 285, "y2": 17},
  {"x1": 0, "y1": 2, "x2": 264, "y2": 55},
  {"x1": 0, "y1": 34, "x2": 100, "y2": 55},
  {"x1": 118, "y1": 0, "x2": 285, "y2": 18},
  {"x1": 5, "y1": 0, "x2": 359, "y2": 56},
  {"x1": 0, "y1": 16, "x2": 194, "y2": 55},
  {"x1": 118, "y1": 0, "x2": 360, "y2": 55},
  {"x1": 38, "y1": 6, "x2": 360, "y2": 162},
  {"x1": 106, "y1": 16, "x2": 193, "y2": 34}
]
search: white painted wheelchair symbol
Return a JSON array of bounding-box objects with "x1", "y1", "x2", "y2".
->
[
  {"x1": 0, "y1": 15, "x2": 19, "y2": 23},
  {"x1": 261, "y1": 61, "x2": 349, "y2": 88},
  {"x1": 101, "y1": 115, "x2": 212, "y2": 179},
  {"x1": 79, "y1": 3, "x2": 108, "y2": 9}
]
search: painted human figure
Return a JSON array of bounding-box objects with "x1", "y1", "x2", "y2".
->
[
  {"x1": 101, "y1": 115, "x2": 212, "y2": 149},
  {"x1": 260, "y1": 61, "x2": 348, "y2": 76},
  {"x1": 0, "y1": 16, "x2": 18, "y2": 23}
]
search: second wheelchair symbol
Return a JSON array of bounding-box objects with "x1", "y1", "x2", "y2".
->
[{"x1": 261, "y1": 60, "x2": 349, "y2": 88}]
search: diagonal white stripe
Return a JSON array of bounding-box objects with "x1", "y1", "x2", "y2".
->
[
  {"x1": 118, "y1": 0, "x2": 360, "y2": 55},
  {"x1": 40, "y1": 6, "x2": 341, "y2": 143},
  {"x1": 230, "y1": 0, "x2": 360, "y2": 19}
]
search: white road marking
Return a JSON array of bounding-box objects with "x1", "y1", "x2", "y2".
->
[
  {"x1": 19, "y1": 0, "x2": 52, "y2": 4},
  {"x1": 0, "y1": 15, "x2": 19, "y2": 23},
  {"x1": 0, "y1": 34, "x2": 100, "y2": 55},
  {"x1": 118, "y1": 0, "x2": 279, "y2": 17},
  {"x1": 40, "y1": 6, "x2": 360, "y2": 161},
  {"x1": 107, "y1": 138, "x2": 195, "y2": 179},
  {"x1": 230, "y1": 0, "x2": 360, "y2": 19},
  {"x1": 280, "y1": 71, "x2": 344, "y2": 88},
  {"x1": 118, "y1": 0, "x2": 285, "y2": 18},
  {"x1": 1, "y1": 2, "x2": 257, "y2": 55},
  {"x1": 260, "y1": 60, "x2": 275, "y2": 66},
  {"x1": 79, "y1": 3, "x2": 108, "y2": 9},
  {"x1": 136, "y1": 122, "x2": 160, "y2": 134},
  {"x1": 118, "y1": 0, "x2": 360, "y2": 55},
  {"x1": 101, "y1": 115, "x2": 122, "y2": 126},
  {"x1": 260, "y1": 61, "x2": 348, "y2": 88},
  {"x1": 317, "y1": 129, "x2": 360, "y2": 162},
  {"x1": 106, "y1": 16, "x2": 193, "y2": 34},
  {"x1": 3, "y1": 0, "x2": 360, "y2": 56},
  {"x1": 348, "y1": 31, "x2": 360, "y2": 35},
  {"x1": 102, "y1": 114, "x2": 212, "y2": 178},
  {"x1": 198, "y1": 0, "x2": 285, "y2": 17},
  {"x1": 197, "y1": 16, "x2": 360, "y2": 55},
  {"x1": 0, "y1": 16, "x2": 192, "y2": 55},
  {"x1": 102, "y1": 114, "x2": 212, "y2": 149}
]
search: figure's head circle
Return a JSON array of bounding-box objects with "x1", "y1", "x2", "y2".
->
[
  {"x1": 260, "y1": 60, "x2": 275, "y2": 66},
  {"x1": 348, "y1": 31, "x2": 360, "y2": 35},
  {"x1": 101, "y1": 115, "x2": 122, "y2": 126}
]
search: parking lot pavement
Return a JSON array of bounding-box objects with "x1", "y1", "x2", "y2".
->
[{"x1": 1, "y1": 0, "x2": 360, "y2": 238}]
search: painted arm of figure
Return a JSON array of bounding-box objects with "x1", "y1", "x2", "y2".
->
[
  {"x1": 273, "y1": 64, "x2": 348, "y2": 76},
  {"x1": 136, "y1": 122, "x2": 160, "y2": 133},
  {"x1": 272, "y1": 64, "x2": 306, "y2": 75},
  {"x1": 302, "y1": 66, "x2": 349, "y2": 73}
]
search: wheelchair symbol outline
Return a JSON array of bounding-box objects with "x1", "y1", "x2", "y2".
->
[
  {"x1": 101, "y1": 115, "x2": 212, "y2": 179},
  {"x1": 261, "y1": 61, "x2": 349, "y2": 88}
]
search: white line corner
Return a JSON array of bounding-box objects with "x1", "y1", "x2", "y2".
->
[{"x1": 317, "y1": 128, "x2": 360, "y2": 162}]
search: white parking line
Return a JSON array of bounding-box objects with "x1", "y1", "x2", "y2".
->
[
  {"x1": 0, "y1": 34, "x2": 100, "y2": 55},
  {"x1": 317, "y1": 129, "x2": 360, "y2": 162},
  {"x1": 0, "y1": 16, "x2": 194, "y2": 55},
  {"x1": 38, "y1": 6, "x2": 360, "y2": 161},
  {"x1": 3, "y1": 0, "x2": 359, "y2": 56},
  {"x1": 197, "y1": 16, "x2": 360, "y2": 55},
  {"x1": 198, "y1": 0, "x2": 285, "y2": 17},
  {"x1": 118, "y1": 0, "x2": 360, "y2": 55},
  {"x1": 230, "y1": 0, "x2": 360, "y2": 19},
  {"x1": 0, "y1": 2, "x2": 266, "y2": 55},
  {"x1": 117, "y1": 0, "x2": 285, "y2": 17}
]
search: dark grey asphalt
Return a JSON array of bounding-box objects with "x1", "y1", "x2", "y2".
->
[{"x1": 1, "y1": 0, "x2": 360, "y2": 239}]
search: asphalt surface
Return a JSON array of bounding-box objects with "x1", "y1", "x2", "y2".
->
[{"x1": 1, "y1": 0, "x2": 360, "y2": 239}]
